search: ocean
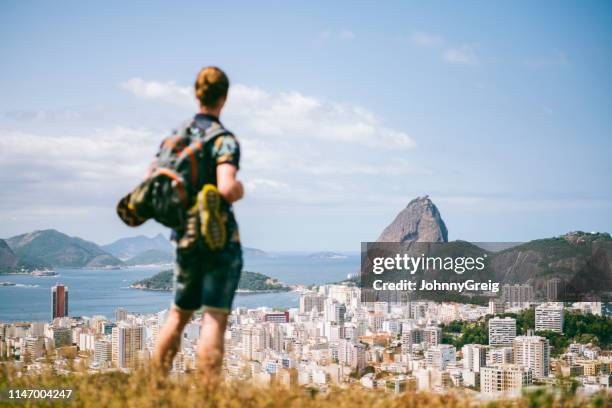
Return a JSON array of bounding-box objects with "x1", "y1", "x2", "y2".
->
[{"x1": 0, "y1": 253, "x2": 360, "y2": 322}]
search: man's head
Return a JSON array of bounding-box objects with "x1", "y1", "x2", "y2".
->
[{"x1": 195, "y1": 66, "x2": 229, "y2": 115}]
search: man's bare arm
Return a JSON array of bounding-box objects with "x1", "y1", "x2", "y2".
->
[{"x1": 216, "y1": 163, "x2": 244, "y2": 203}]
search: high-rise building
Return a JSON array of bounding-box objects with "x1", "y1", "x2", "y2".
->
[
  {"x1": 400, "y1": 326, "x2": 423, "y2": 355},
  {"x1": 115, "y1": 307, "x2": 128, "y2": 322},
  {"x1": 324, "y1": 300, "x2": 346, "y2": 324},
  {"x1": 487, "y1": 347, "x2": 514, "y2": 365},
  {"x1": 535, "y1": 303, "x2": 564, "y2": 333},
  {"x1": 94, "y1": 339, "x2": 112, "y2": 364},
  {"x1": 481, "y1": 364, "x2": 532, "y2": 395},
  {"x1": 488, "y1": 317, "x2": 516, "y2": 346},
  {"x1": 426, "y1": 344, "x2": 456, "y2": 370},
  {"x1": 488, "y1": 298, "x2": 505, "y2": 315},
  {"x1": 299, "y1": 293, "x2": 325, "y2": 314},
  {"x1": 24, "y1": 336, "x2": 44, "y2": 360},
  {"x1": 501, "y1": 284, "x2": 533, "y2": 308},
  {"x1": 241, "y1": 327, "x2": 253, "y2": 360},
  {"x1": 111, "y1": 322, "x2": 144, "y2": 369},
  {"x1": 462, "y1": 344, "x2": 488, "y2": 372},
  {"x1": 338, "y1": 339, "x2": 365, "y2": 372},
  {"x1": 241, "y1": 326, "x2": 264, "y2": 360},
  {"x1": 423, "y1": 326, "x2": 442, "y2": 348},
  {"x1": 513, "y1": 335, "x2": 550, "y2": 379},
  {"x1": 51, "y1": 284, "x2": 69, "y2": 319},
  {"x1": 546, "y1": 278, "x2": 565, "y2": 301},
  {"x1": 52, "y1": 327, "x2": 72, "y2": 348}
]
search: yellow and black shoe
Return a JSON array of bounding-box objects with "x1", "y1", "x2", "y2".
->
[{"x1": 198, "y1": 184, "x2": 226, "y2": 251}]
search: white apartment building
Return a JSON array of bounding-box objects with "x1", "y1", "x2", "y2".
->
[
  {"x1": 513, "y1": 335, "x2": 550, "y2": 378},
  {"x1": 487, "y1": 346, "x2": 514, "y2": 365},
  {"x1": 535, "y1": 302, "x2": 564, "y2": 333},
  {"x1": 423, "y1": 326, "x2": 442, "y2": 348},
  {"x1": 426, "y1": 344, "x2": 456, "y2": 370},
  {"x1": 94, "y1": 339, "x2": 112, "y2": 364},
  {"x1": 111, "y1": 322, "x2": 144, "y2": 369},
  {"x1": 481, "y1": 364, "x2": 532, "y2": 395},
  {"x1": 488, "y1": 317, "x2": 516, "y2": 346},
  {"x1": 462, "y1": 344, "x2": 487, "y2": 372}
]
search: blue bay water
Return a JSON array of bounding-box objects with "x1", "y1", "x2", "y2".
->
[{"x1": 0, "y1": 254, "x2": 360, "y2": 322}]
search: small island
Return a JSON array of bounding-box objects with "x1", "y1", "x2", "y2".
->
[
  {"x1": 131, "y1": 270, "x2": 292, "y2": 293},
  {"x1": 308, "y1": 251, "x2": 348, "y2": 260}
]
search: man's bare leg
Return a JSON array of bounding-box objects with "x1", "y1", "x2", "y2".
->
[
  {"x1": 197, "y1": 310, "x2": 228, "y2": 384},
  {"x1": 153, "y1": 306, "x2": 193, "y2": 372}
]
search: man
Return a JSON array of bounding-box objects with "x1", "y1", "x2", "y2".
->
[{"x1": 153, "y1": 66, "x2": 244, "y2": 381}]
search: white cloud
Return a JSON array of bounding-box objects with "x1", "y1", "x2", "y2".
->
[
  {"x1": 119, "y1": 78, "x2": 193, "y2": 107},
  {"x1": 121, "y1": 79, "x2": 416, "y2": 150},
  {"x1": 443, "y1": 46, "x2": 479, "y2": 66},
  {"x1": 0, "y1": 127, "x2": 159, "y2": 213},
  {"x1": 409, "y1": 31, "x2": 443, "y2": 47},
  {"x1": 117, "y1": 79, "x2": 419, "y2": 208},
  {"x1": 0, "y1": 80, "x2": 420, "y2": 239},
  {"x1": 244, "y1": 178, "x2": 289, "y2": 192}
]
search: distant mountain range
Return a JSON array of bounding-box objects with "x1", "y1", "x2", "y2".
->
[
  {"x1": 0, "y1": 229, "x2": 270, "y2": 272},
  {"x1": 102, "y1": 233, "x2": 270, "y2": 260},
  {"x1": 102, "y1": 234, "x2": 173, "y2": 260}
]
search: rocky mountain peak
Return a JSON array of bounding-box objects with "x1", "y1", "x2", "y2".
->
[{"x1": 377, "y1": 196, "x2": 448, "y2": 242}]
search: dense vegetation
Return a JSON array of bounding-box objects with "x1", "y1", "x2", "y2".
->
[
  {"x1": 441, "y1": 308, "x2": 611, "y2": 355},
  {"x1": 131, "y1": 270, "x2": 290, "y2": 292},
  {"x1": 497, "y1": 232, "x2": 612, "y2": 277}
]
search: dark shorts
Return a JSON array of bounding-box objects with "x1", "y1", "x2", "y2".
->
[{"x1": 173, "y1": 243, "x2": 243, "y2": 313}]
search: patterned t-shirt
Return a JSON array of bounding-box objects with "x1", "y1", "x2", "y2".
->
[{"x1": 173, "y1": 113, "x2": 241, "y2": 246}]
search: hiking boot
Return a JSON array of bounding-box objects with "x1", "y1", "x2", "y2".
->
[{"x1": 198, "y1": 184, "x2": 226, "y2": 250}]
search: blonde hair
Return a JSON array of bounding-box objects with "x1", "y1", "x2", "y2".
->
[{"x1": 194, "y1": 66, "x2": 229, "y2": 108}]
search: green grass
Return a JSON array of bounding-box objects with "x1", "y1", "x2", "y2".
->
[{"x1": 0, "y1": 364, "x2": 610, "y2": 408}]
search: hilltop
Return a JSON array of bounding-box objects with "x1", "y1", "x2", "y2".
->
[
  {"x1": 102, "y1": 233, "x2": 173, "y2": 260},
  {"x1": 3, "y1": 229, "x2": 122, "y2": 270},
  {"x1": 377, "y1": 196, "x2": 448, "y2": 242},
  {"x1": 1, "y1": 366, "x2": 605, "y2": 408}
]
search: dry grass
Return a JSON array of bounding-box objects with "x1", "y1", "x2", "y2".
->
[{"x1": 0, "y1": 365, "x2": 610, "y2": 408}]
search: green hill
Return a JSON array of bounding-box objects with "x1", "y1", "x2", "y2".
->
[
  {"x1": 5, "y1": 229, "x2": 123, "y2": 269},
  {"x1": 131, "y1": 270, "x2": 291, "y2": 292}
]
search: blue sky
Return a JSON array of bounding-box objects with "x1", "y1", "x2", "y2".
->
[{"x1": 1, "y1": 1, "x2": 611, "y2": 251}]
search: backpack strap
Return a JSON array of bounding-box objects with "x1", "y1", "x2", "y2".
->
[
  {"x1": 201, "y1": 125, "x2": 233, "y2": 144},
  {"x1": 174, "y1": 121, "x2": 234, "y2": 188}
]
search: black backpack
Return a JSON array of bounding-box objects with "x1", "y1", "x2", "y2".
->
[{"x1": 116, "y1": 120, "x2": 232, "y2": 230}]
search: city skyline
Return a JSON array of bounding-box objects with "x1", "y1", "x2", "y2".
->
[{"x1": 1, "y1": 281, "x2": 609, "y2": 397}]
